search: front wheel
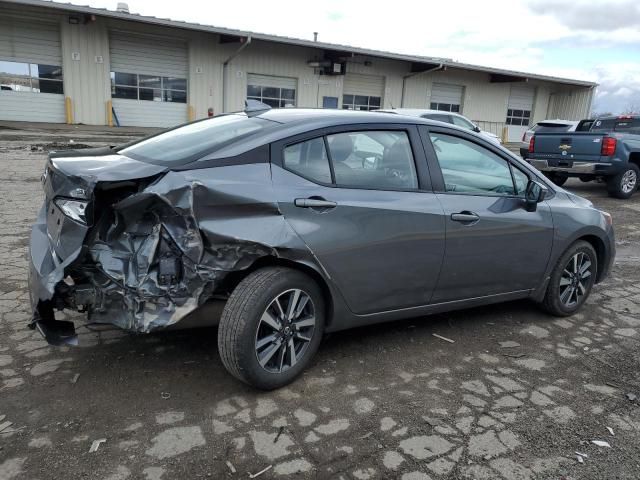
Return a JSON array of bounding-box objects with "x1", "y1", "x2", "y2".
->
[
  {"x1": 217, "y1": 267, "x2": 324, "y2": 390},
  {"x1": 607, "y1": 164, "x2": 639, "y2": 199},
  {"x1": 540, "y1": 240, "x2": 597, "y2": 316}
]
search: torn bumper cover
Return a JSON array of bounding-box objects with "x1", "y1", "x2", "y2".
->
[{"x1": 29, "y1": 157, "x2": 291, "y2": 346}]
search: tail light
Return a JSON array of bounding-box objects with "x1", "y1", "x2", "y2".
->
[
  {"x1": 601, "y1": 137, "x2": 616, "y2": 156},
  {"x1": 528, "y1": 136, "x2": 535, "y2": 153}
]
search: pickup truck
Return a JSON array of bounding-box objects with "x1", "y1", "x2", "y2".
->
[{"x1": 527, "y1": 115, "x2": 640, "y2": 199}]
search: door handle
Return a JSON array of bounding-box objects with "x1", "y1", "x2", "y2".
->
[
  {"x1": 450, "y1": 211, "x2": 480, "y2": 224},
  {"x1": 294, "y1": 197, "x2": 337, "y2": 209}
]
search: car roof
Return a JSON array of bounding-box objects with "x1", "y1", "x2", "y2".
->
[
  {"x1": 377, "y1": 108, "x2": 470, "y2": 119},
  {"x1": 256, "y1": 108, "x2": 420, "y2": 125}
]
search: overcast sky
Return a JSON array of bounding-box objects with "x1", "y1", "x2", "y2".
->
[{"x1": 68, "y1": 0, "x2": 640, "y2": 114}]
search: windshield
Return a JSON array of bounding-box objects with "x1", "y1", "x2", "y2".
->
[
  {"x1": 591, "y1": 117, "x2": 640, "y2": 134},
  {"x1": 119, "y1": 114, "x2": 276, "y2": 165}
]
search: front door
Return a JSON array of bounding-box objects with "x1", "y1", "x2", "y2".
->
[
  {"x1": 422, "y1": 128, "x2": 554, "y2": 303},
  {"x1": 271, "y1": 126, "x2": 446, "y2": 315}
]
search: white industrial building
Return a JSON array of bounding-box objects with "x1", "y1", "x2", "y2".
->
[{"x1": 1, "y1": 0, "x2": 596, "y2": 142}]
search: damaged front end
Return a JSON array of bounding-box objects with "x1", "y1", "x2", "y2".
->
[{"x1": 29, "y1": 150, "x2": 280, "y2": 346}]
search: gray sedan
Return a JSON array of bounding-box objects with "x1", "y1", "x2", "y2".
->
[{"x1": 28, "y1": 104, "x2": 615, "y2": 389}]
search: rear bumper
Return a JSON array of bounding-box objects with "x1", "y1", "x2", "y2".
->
[{"x1": 528, "y1": 159, "x2": 616, "y2": 175}]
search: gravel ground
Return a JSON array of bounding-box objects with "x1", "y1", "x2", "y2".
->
[{"x1": 1, "y1": 122, "x2": 639, "y2": 480}]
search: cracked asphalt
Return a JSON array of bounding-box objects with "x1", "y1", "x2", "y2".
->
[{"x1": 1, "y1": 123, "x2": 639, "y2": 480}]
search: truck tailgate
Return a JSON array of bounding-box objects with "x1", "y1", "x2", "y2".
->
[{"x1": 533, "y1": 132, "x2": 604, "y2": 161}]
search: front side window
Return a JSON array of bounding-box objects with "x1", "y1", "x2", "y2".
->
[
  {"x1": 506, "y1": 109, "x2": 531, "y2": 126},
  {"x1": 429, "y1": 133, "x2": 518, "y2": 195},
  {"x1": 342, "y1": 94, "x2": 381, "y2": 111},
  {"x1": 110, "y1": 72, "x2": 187, "y2": 103},
  {"x1": 327, "y1": 131, "x2": 418, "y2": 190},
  {"x1": 283, "y1": 138, "x2": 332, "y2": 184},
  {"x1": 430, "y1": 102, "x2": 460, "y2": 113},
  {"x1": 0, "y1": 60, "x2": 63, "y2": 94},
  {"x1": 247, "y1": 84, "x2": 296, "y2": 108}
]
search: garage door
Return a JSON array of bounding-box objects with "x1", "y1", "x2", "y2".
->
[
  {"x1": 0, "y1": 18, "x2": 65, "y2": 123},
  {"x1": 506, "y1": 86, "x2": 535, "y2": 142},
  {"x1": 430, "y1": 83, "x2": 464, "y2": 112},
  {"x1": 110, "y1": 32, "x2": 188, "y2": 127},
  {"x1": 342, "y1": 74, "x2": 384, "y2": 111},
  {"x1": 246, "y1": 74, "x2": 297, "y2": 108}
]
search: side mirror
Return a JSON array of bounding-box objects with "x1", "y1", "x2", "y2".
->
[
  {"x1": 525, "y1": 180, "x2": 547, "y2": 212},
  {"x1": 473, "y1": 126, "x2": 481, "y2": 133}
]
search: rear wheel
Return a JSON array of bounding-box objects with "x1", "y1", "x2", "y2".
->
[
  {"x1": 541, "y1": 240, "x2": 597, "y2": 316},
  {"x1": 217, "y1": 267, "x2": 324, "y2": 390},
  {"x1": 579, "y1": 175, "x2": 592, "y2": 183},
  {"x1": 544, "y1": 172, "x2": 568, "y2": 187},
  {"x1": 607, "y1": 164, "x2": 639, "y2": 199}
]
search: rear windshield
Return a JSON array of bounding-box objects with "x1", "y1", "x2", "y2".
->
[
  {"x1": 119, "y1": 114, "x2": 276, "y2": 165},
  {"x1": 591, "y1": 118, "x2": 640, "y2": 134},
  {"x1": 532, "y1": 123, "x2": 573, "y2": 134}
]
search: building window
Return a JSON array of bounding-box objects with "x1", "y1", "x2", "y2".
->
[
  {"x1": 247, "y1": 84, "x2": 296, "y2": 108},
  {"x1": 430, "y1": 102, "x2": 460, "y2": 113},
  {"x1": 506, "y1": 109, "x2": 531, "y2": 126},
  {"x1": 110, "y1": 72, "x2": 187, "y2": 103},
  {"x1": 342, "y1": 94, "x2": 381, "y2": 111},
  {"x1": 0, "y1": 60, "x2": 63, "y2": 94}
]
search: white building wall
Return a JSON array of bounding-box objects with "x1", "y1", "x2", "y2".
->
[
  {"x1": 0, "y1": 3, "x2": 595, "y2": 129},
  {"x1": 548, "y1": 87, "x2": 594, "y2": 120}
]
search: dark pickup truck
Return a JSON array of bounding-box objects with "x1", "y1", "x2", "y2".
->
[{"x1": 527, "y1": 115, "x2": 640, "y2": 199}]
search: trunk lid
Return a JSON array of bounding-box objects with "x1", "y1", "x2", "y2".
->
[
  {"x1": 531, "y1": 132, "x2": 606, "y2": 162},
  {"x1": 43, "y1": 151, "x2": 166, "y2": 261}
]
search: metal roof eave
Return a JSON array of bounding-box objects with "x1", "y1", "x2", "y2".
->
[{"x1": 2, "y1": 0, "x2": 598, "y2": 88}]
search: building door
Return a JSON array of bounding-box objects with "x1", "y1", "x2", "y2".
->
[
  {"x1": 247, "y1": 74, "x2": 297, "y2": 108},
  {"x1": 109, "y1": 32, "x2": 188, "y2": 127},
  {"x1": 0, "y1": 18, "x2": 65, "y2": 123},
  {"x1": 506, "y1": 86, "x2": 535, "y2": 142},
  {"x1": 430, "y1": 83, "x2": 464, "y2": 112},
  {"x1": 342, "y1": 73, "x2": 384, "y2": 110}
]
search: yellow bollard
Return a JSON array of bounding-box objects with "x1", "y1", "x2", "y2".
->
[
  {"x1": 106, "y1": 100, "x2": 113, "y2": 127},
  {"x1": 65, "y1": 97, "x2": 73, "y2": 124}
]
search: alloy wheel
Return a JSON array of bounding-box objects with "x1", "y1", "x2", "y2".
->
[
  {"x1": 621, "y1": 169, "x2": 637, "y2": 194},
  {"x1": 255, "y1": 289, "x2": 316, "y2": 373},
  {"x1": 559, "y1": 252, "x2": 592, "y2": 308}
]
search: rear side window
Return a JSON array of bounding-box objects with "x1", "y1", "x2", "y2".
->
[
  {"x1": 119, "y1": 114, "x2": 275, "y2": 165},
  {"x1": 423, "y1": 113, "x2": 452, "y2": 124},
  {"x1": 429, "y1": 133, "x2": 518, "y2": 195},
  {"x1": 282, "y1": 130, "x2": 419, "y2": 190},
  {"x1": 283, "y1": 138, "x2": 332, "y2": 184},
  {"x1": 451, "y1": 115, "x2": 475, "y2": 131},
  {"x1": 327, "y1": 131, "x2": 418, "y2": 190}
]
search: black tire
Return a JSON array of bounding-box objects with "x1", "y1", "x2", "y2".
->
[
  {"x1": 217, "y1": 267, "x2": 324, "y2": 390},
  {"x1": 579, "y1": 175, "x2": 592, "y2": 183},
  {"x1": 540, "y1": 240, "x2": 597, "y2": 317},
  {"x1": 544, "y1": 172, "x2": 568, "y2": 187},
  {"x1": 606, "y1": 164, "x2": 639, "y2": 199}
]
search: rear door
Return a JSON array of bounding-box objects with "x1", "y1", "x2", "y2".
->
[
  {"x1": 420, "y1": 126, "x2": 554, "y2": 303},
  {"x1": 271, "y1": 124, "x2": 446, "y2": 315}
]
